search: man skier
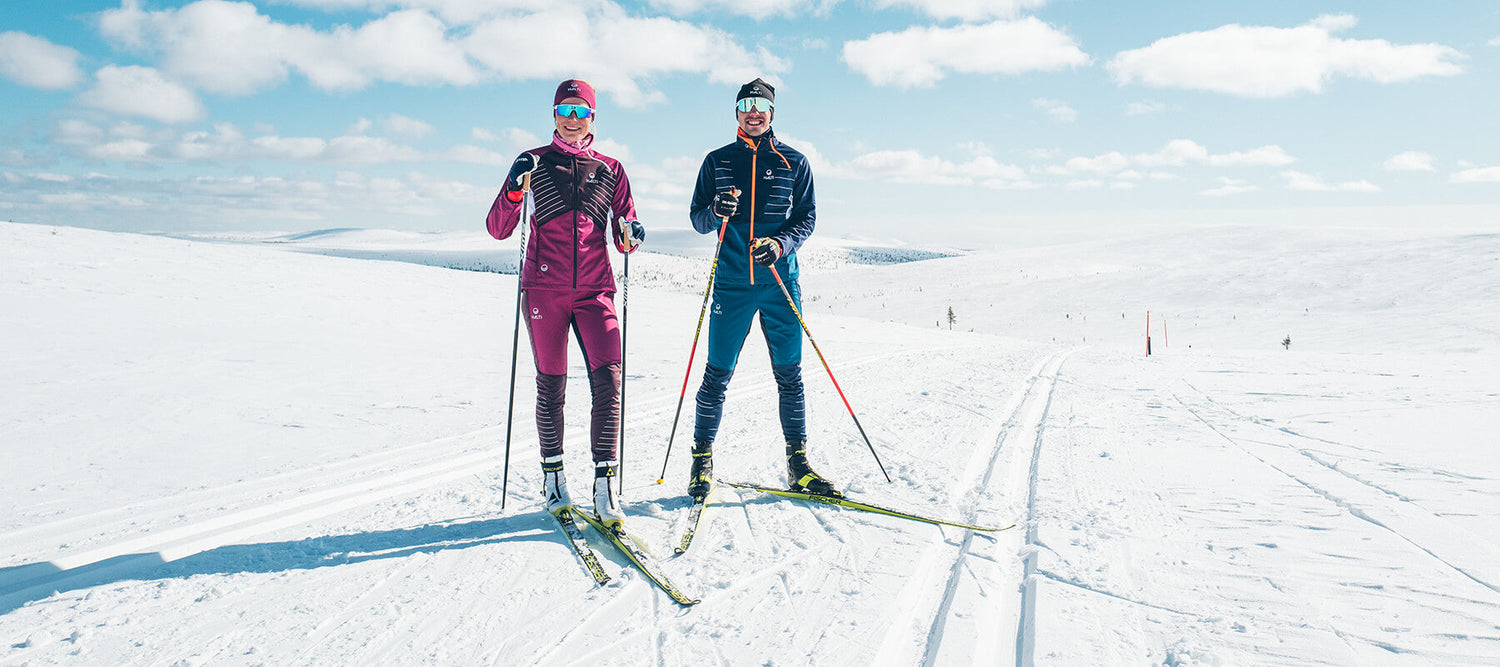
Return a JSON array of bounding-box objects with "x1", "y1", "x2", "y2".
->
[
  {"x1": 487, "y1": 79, "x2": 645, "y2": 528},
  {"x1": 685, "y1": 78, "x2": 840, "y2": 500}
]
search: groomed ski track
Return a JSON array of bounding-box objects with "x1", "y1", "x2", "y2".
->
[{"x1": 2, "y1": 333, "x2": 1067, "y2": 665}]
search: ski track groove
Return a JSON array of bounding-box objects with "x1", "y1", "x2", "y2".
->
[
  {"x1": 870, "y1": 347, "x2": 1073, "y2": 667},
  {"x1": 2, "y1": 338, "x2": 1017, "y2": 662},
  {"x1": 1173, "y1": 381, "x2": 1500, "y2": 598}
]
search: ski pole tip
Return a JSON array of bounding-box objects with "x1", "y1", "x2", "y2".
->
[{"x1": 656, "y1": 478, "x2": 664, "y2": 485}]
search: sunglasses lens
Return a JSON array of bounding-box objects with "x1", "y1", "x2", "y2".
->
[
  {"x1": 555, "y1": 104, "x2": 593, "y2": 119},
  {"x1": 737, "y1": 97, "x2": 771, "y2": 113}
]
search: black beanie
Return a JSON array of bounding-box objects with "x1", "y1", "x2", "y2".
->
[{"x1": 737, "y1": 78, "x2": 775, "y2": 103}]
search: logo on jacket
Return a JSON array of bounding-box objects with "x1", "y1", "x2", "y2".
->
[
  {"x1": 762, "y1": 168, "x2": 773, "y2": 180},
  {"x1": 531, "y1": 307, "x2": 542, "y2": 320},
  {"x1": 539, "y1": 263, "x2": 549, "y2": 272}
]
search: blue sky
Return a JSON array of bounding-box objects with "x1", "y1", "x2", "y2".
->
[{"x1": 2, "y1": 0, "x2": 1497, "y2": 243}]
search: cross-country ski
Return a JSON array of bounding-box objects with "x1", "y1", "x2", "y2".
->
[{"x1": 718, "y1": 480, "x2": 1013, "y2": 533}]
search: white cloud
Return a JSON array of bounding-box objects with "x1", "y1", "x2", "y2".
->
[
  {"x1": 1047, "y1": 139, "x2": 1295, "y2": 176},
  {"x1": 100, "y1": 0, "x2": 481, "y2": 95},
  {"x1": 1489, "y1": 37, "x2": 1500, "y2": 47},
  {"x1": 843, "y1": 18, "x2": 1089, "y2": 88},
  {"x1": 644, "y1": 0, "x2": 831, "y2": 20},
  {"x1": 1108, "y1": 14, "x2": 1464, "y2": 97},
  {"x1": 592, "y1": 137, "x2": 633, "y2": 162},
  {"x1": 382, "y1": 114, "x2": 436, "y2": 139},
  {"x1": 1125, "y1": 100, "x2": 1165, "y2": 116},
  {"x1": 0, "y1": 31, "x2": 84, "y2": 89},
  {"x1": 831, "y1": 148, "x2": 1032, "y2": 189},
  {"x1": 463, "y1": 3, "x2": 786, "y2": 107},
  {"x1": 1451, "y1": 167, "x2": 1500, "y2": 183},
  {"x1": 49, "y1": 118, "x2": 505, "y2": 166},
  {"x1": 1382, "y1": 151, "x2": 1435, "y2": 172},
  {"x1": 1281, "y1": 170, "x2": 1380, "y2": 192},
  {"x1": 1033, "y1": 98, "x2": 1077, "y2": 123},
  {"x1": 79, "y1": 65, "x2": 205, "y2": 123},
  {"x1": 870, "y1": 0, "x2": 1049, "y2": 21},
  {"x1": 641, "y1": 0, "x2": 1046, "y2": 21},
  {"x1": 1201, "y1": 177, "x2": 1257, "y2": 197},
  {"x1": 473, "y1": 127, "x2": 542, "y2": 150}
]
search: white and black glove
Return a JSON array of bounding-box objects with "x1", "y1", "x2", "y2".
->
[
  {"x1": 618, "y1": 219, "x2": 646, "y2": 253},
  {"x1": 750, "y1": 237, "x2": 781, "y2": 266},
  {"x1": 712, "y1": 190, "x2": 739, "y2": 219},
  {"x1": 506, "y1": 153, "x2": 538, "y2": 193}
]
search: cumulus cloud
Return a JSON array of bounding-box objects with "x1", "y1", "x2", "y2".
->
[
  {"x1": 92, "y1": 1, "x2": 785, "y2": 107},
  {"x1": 382, "y1": 114, "x2": 436, "y2": 139},
  {"x1": 870, "y1": 0, "x2": 1050, "y2": 21},
  {"x1": 0, "y1": 31, "x2": 85, "y2": 89},
  {"x1": 473, "y1": 127, "x2": 542, "y2": 151},
  {"x1": 1201, "y1": 177, "x2": 1258, "y2": 197},
  {"x1": 644, "y1": 0, "x2": 833, "y2": 20},
  {"x1": 49, "y1": 118, "x2": 507, "y2": 166},
  {"x1": 843, "y1": 18, "x2": 1089, "y2": 88},
  {"x1": 641, "y1": 0, "x2": 1045, "y2": 21},
  {"x1": 1108, "y1": 14, "x2": 1464, "y2": 97},
  {"x1": 79, "y1": 65, "x2": 206, "y2": 124},
  {"x1": 463, "y1": 2, "x2": 786, "y2": 106},
  {"x1": 1451, "y1": 166, "x2": 1500, "y2": 183},
  {"x1": 1046, "y1": 139, "x2": 1295, "y2": 176},
  {"x1": 1382, "y1": 151, "x2": 1435, "y2": 172},
  {"x1": 1125, "y1": 100, "x2": 1166, "y2": 116},
  {"x1": 99, "y1": 1, "x2": 480, "y2": 94},
  {"x1": 830, "y1": 148, "x2": 1033, "y2": 189},
  {"x1": 1033, "y1": 98, "x2": 1077, "y2": 123},
  {"x1": 1281, "y1": 170, "x2": 1380, "y2": 192}
]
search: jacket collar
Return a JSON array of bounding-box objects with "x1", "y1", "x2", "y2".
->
[{"x1": 551, "y1": 131, "x2": 595, "y2": 157}]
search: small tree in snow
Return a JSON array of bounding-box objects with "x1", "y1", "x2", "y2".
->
[
  {"x1": 946, "y1": 306, "x2": 956, "y2": 330},
  {"x1": 1282, "y1": 335, "x2": 1292, "y2": 350}
]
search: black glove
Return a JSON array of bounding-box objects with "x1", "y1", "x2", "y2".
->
[
  {"x1": 618, "y1": 219, "x2": 645, "y2": 253},
  {"x1": 750, "y1": 237, "x2": 781, "y2": 266},
  {"x1": 506, "y1": 153, "x2": 538, "y2": 192},
  {"x1": 712, "y1": 190, "x2": 739, "y2": 219}
]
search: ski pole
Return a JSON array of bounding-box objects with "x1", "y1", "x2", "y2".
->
[
  {"x1": 500, "y1": 172, "x2": 534, "y2": 510},
  {"x1": 657, "y1": 188, "x2": 738, "y2": 485},
  {"x1": 764, "y1": 258, "x2": 892, "y2": 483},
  {"x1": 619, "y1": 218, "x2": 632, "y2": 492}
]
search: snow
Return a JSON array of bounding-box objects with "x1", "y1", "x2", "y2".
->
[{"x1": 3, "y1": 219, "x2": 1499, "y2": 665}]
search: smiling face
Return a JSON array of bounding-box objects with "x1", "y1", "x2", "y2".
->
[
  {"x1": 736, "y1": 98, "x2": 771, "y2": 137},
  {"x1": 554, "y1": 96, "x2": 593, "y2": 143}
]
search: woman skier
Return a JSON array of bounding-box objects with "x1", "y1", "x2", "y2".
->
[{"x1": 487, "y1": 79, "x2": 645, "y2": 529}]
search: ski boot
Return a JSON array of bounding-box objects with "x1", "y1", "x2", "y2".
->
[
  {"x1": 786, "y1": 441, "x2": 842, "y2": 498},
  {"x1": 593, "y1": 461, "x2": 626, "y2": 530},
  {"x1": 541, "y1": 455, "x2": 571, "y2": 512},
  {"x1": 687, "y1": 441, "x2": 714, "y2": 500}
]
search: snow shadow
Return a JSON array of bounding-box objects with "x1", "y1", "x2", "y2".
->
[{"x1": 0, "y1": 513, "x2": 552, "y2": 615}]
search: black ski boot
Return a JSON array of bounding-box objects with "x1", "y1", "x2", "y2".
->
[
  {"x1": 786, "y1": 441, "x2": 841, "y2": 498},
  {"x1": 688, "y1": 441, "x2": 714, "y2": 500}
]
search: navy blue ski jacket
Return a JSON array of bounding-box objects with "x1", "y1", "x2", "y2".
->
[{"x1": 689, "y1": 129, "x2": 816, "y2": 286}]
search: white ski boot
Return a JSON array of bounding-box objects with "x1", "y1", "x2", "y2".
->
[
  {"x1": 593, "y1": 461, "x2": 626, "y2": 530},
  {"x1": 541, "y1": 455, "x2": 571, "y2": 513}
]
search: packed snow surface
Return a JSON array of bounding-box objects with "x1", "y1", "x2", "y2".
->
[{"x1": 3, "y1": 220, "x2": 1498, "y2": 665}]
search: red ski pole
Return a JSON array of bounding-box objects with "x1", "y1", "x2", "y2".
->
[{"x1": 764, "y1": 257, "x2": 892, "y2": 483}]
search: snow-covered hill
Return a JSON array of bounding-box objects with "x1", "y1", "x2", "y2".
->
[{"x1": 2, "y1": 220, "x2": 1498, "y2": 665}]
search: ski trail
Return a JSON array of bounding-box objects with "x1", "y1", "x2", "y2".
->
[
  {"x1": 1173, "y1": 382, "x2": 1500, "y2": 597},
  {"x1": 861, "y1": 347, "x2": 1074, "y2": 667}
]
